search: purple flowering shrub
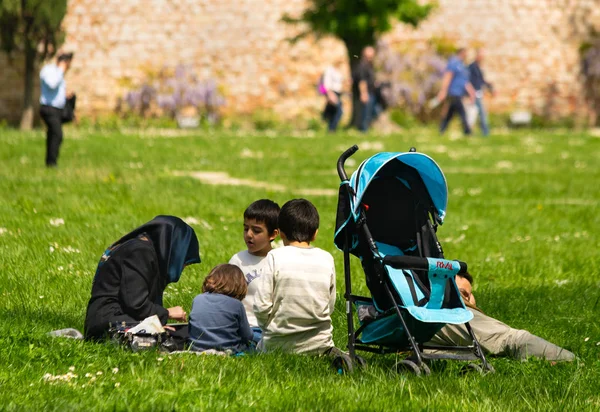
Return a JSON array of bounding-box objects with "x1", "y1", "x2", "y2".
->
[
  {"x1": 124, "y1": 64, "x2": 226, "y2": 123},
  {"x1": 376, "y1": 40, "x2": 448, "y2": 122}
]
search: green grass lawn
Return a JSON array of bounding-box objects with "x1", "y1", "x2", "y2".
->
[{"x1": 0, "y1": 125, "x2": 599, "y2": 411}]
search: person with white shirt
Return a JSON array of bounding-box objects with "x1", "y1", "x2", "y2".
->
[
  {"x1": 253, "y1": 199, "x2": 337, "y2": 355},
  {"x1": 229, "y1": 199, "x2": 280, "y2": 343},
  {"x1": 320, "y1": 65, "x2": 344, "y2": 132},
  {"x1": 39, "y1": 52, "x2": 74, "y2": 167}
]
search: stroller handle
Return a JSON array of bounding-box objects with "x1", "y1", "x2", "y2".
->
[
  {"x1": 383, "y1": 255, "x2": 468, "y2": 274},
  {"x1": 337, "y1": 145, "x2": 359, "y2": 181}
]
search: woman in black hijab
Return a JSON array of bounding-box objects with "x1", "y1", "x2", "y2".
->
[{"x1": 84, "y1": 216, "x2": 201, "y2": 339}]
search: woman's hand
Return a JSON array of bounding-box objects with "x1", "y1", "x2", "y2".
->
[{"x1": 167, "y1": 306, "x2": 187, "y2": 321}]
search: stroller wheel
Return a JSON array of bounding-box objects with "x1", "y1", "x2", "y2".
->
[
  {"x1": 355, "y1": 355, "x2": 367, "y2": 369},
  {"x1": 331, "y1": 354, "x2": 354, "y2": 375},
  {"x1": 460, "y1": 363, "x2": 483, "y2": 375},
  {"x1": 419, "y1": 362, "x2": 431, "y2": 376},
  {"x1": 394, "y1": 359, "x2": 421, "y2": 376},
  {"x1": 482, "y1": 362, "x2": 495, "y2": 374}
]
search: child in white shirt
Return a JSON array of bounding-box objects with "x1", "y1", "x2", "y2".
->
[
  {"x1": 253, "y1": 199, "x2": 337, "y2": 354},
  {"x1": 229, "y1": 199, "x2": 280, "y2": 343}
]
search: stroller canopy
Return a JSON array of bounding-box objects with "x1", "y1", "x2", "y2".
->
[
  {"x1": 349, "y1": 152, "x2": 448, "y2": 223},
  {"x1": 335, "y1": 151, "x2": 448, "y2": 255}
]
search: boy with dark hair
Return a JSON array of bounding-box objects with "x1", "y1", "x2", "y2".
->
[
  {"x1": 229, "y1": 199, "x2": 280, "y2": 342},
  {"x1": 253, "y1": 199, "x2": 337, "y2": 354}
]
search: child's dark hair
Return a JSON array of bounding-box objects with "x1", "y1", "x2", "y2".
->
[
  {"x1": 243, "y1": 199, "x2": 280, "y2": 234},
  {"x1": 202, "y1": 264, "x2": 247, "y2": 301},
  {"x1": 278, "y1": 199, "x2": 319, "y2": 243},
  {"x1": 459, "y1": 271, "x2": 474, "y2": 285}
]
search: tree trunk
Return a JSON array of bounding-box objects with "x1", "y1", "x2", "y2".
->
[{"x1": 20, "y1": 40, "x2": 37, "y2": 130}]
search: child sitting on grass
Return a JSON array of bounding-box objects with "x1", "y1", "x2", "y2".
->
[
  {"x1": 229, "y1": 199, "x2": 280, "y2": 343},
  {"x1": 253, "y1": 198, "x2": 337, "y2": 355},
  {"x1": 188, "y1": 264, "x2": 253, "y2": 353}
]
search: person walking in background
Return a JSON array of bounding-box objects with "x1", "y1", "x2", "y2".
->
[
  {"x1": 39, "y1": 52, "x2": 75, "y2": 168},
  {"x1": 320, "y1": 65, "x2": 344, "y2": 132},
  {"x1": 437, "y1": 48, "x2": 476, "y2": 136},
  {"x1": 469, "y1": 49, "x2": 495, "y2": 136},
  {"x1": 352, "y1": 46, "x2": 376, "y2": 132}
]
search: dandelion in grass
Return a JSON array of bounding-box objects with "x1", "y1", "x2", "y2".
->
[{"x1": 49, "y1": 218, "x2": 65, "y2": 227}]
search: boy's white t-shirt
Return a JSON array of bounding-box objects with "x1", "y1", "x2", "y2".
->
[
  {"x1": 253, "y1": 245, "x2": 336, "y2": 354},
  {"x1": 228, "y1": 250, "x2": 270, "y2": 328}
]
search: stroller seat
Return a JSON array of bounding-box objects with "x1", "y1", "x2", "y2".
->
[
  {"x1": 355, "y1": 242, "x2": 473, "y2": 346},
  {"x1": 377, "y1": 242, "x2": 473, "y2": 326}
]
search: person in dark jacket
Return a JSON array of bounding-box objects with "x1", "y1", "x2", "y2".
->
[
  {"x1": 84, "y1": 215, "x2": 201, "y2": 340},
  {"x1": 468, "y1": 49, "x2": 494, "y2": 136}
]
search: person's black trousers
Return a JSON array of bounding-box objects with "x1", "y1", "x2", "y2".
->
[
  {"x1": 440, "y1": 96, "x2": 471, "y2": 135},
  {"x1": 39, "y1": 105, "x2": 64, "y2": 167}
]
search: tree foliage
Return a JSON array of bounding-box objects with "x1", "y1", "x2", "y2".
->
[
  {"x1": 0, "y1": 0, "x2": 67, "y2": 60},
  {"x1": 0, "y1": 0, "x2": 68, "y2": 129},
  {"x1": 283, "y1": 0, "x2": 434, "y2": 60}
]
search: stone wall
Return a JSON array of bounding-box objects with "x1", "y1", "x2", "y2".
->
[{"x1": 1, "y1": 0, "x2": 599, "y2": 123}]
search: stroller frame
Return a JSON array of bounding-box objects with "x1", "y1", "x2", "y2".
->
[{"x1": 336, "y1": 145, "x2": 493, "y2": 375}]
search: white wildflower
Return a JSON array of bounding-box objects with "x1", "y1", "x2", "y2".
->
[
  {"x1": 96, "y1": 371, "x2": 103, "y2": 376},
  {"x1": 183, "y1": 217, "x2": 200, "y2": 225},
  {"x1": 63, "y1": 246, "x2": 81, "y2": 254},
  {"x1": 554, "y1": 279, "x2": 570, "y2": 286},
  {"x1": 584, "y1": 337, "x2": 590, "y2": 342},
  {"x1": 495, "y1": 161, "x2": 513, "y2": 169},
  {"x1": 69, "y1": 366, "x2": 75, "y2": 372},
  {"x1": 85, "y1": 373, "x2": 92, "y2": 378},
  {"x1": 39, "y1": 296, "x2": 44, "y2": 299},
  {"x1": 468, "y1": 188, "x2": 482, "y2": 196},
  {"x1": 58, "y1": 266, "x2": 64, "y2": 271},
  {"x1": 49, "y1": 246, "x2": 55, "y2": 253},
  {"x1": 157, "y1": 357, "x2": 164, "y2": 362},
  {"x1": 112, "y1": 368, "x2": 119, "y2": 374},
  {"x1": 114, "y1": 382, "x2": 121, "y2": 388},
  {"x1": 461, "y1": 225, "x2": 469, "y2": 231},
  {"x1": 0, "y1": 228, "x2": 7, "y2": 235},
  {"x1": 49, "y1": 218, "x2": 65, "y2": 227}
]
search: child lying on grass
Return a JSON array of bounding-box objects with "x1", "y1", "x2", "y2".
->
[{"x1": 427, "y1": 272, "x2": 575, "y2": 361}]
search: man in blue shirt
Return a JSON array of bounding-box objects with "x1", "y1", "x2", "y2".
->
[
  {"x1": 437, "y1": 48, "x2": 476, "y2": 136},
  {"x1": 469, "y1": 49, "x2": 494, "y2": 136},
  {"x1": 39, "y1": 52, "x2": 74, "y2": 167}
]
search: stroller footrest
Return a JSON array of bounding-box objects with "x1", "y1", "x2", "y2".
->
[{"x1": 405, "y1": 306, "x2": 473, "y2": 325}]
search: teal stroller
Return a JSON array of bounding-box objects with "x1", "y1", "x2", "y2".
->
[{"x1": 333, "y1": 145, "x2": 493, "y2": 375}]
